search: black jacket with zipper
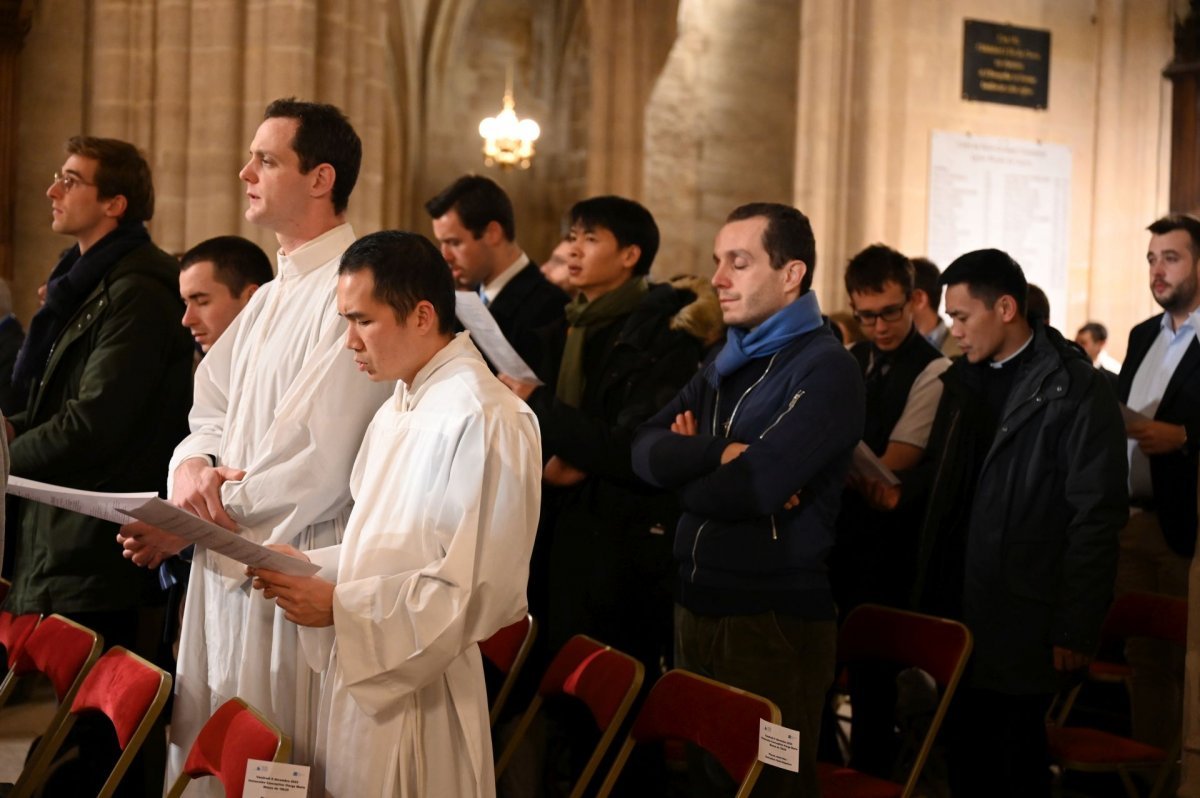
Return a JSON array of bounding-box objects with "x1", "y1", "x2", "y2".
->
[
  {"x1": 911, "y1": 323, "x2": 1128, "y2": 694},
  {"x1": 632, "y1": 323, "x2": 864, "y2": 620}
]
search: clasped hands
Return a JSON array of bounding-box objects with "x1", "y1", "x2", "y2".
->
[{"x1": 116, "y1": 458, "x2": 245, "y2": 569}]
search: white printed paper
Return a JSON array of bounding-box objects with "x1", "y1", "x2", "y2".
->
[
  {"x1": 6, "y1": 476, "x2": 318, "y2": 576},
  {"x1": 243, "y1": 759, "x2": 310, "y2": 797},
  {"x1": 850, "y1": 442, "x2": 901, "y2": 487},
  {"x1": 758, "y1": 718, "x2": 800, "y2": 772},
  {"x1": 454, "y1": 291, "x2": 543, "y2": 384},
  {"x1": 1120, "y1": 403, "x2": 1152, "y2": 431},
  {"x1": 7, "y1": 476, "x2": 157, "y2": 524}
]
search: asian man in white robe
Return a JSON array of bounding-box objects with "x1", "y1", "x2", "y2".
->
[
  {"x1": 116, "y1": 100, "x2": 393, "y2": 794},
  {"x1": 249, "y1": 230, "x2": 541, "y2": 797}
]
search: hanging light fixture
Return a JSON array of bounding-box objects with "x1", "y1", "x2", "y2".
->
[{"x1": 479, "y1": 66, "x2": 541, "y2": 170}]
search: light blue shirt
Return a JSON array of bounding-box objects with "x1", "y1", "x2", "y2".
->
[{"x1": 1126, "y1": 308, "x2": 1200, "y2": 498}]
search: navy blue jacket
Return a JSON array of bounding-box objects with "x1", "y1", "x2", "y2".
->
[{"x1": 632, "y1": 323, "x2": 864, "y2": 619}]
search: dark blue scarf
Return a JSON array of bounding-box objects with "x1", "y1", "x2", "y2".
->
[
  {"x1": 12, "y1": 222, "x2": 150, "y2": 401},
  {"x1": 714, "y1": 290, "x2": 824, "y2": 379}
]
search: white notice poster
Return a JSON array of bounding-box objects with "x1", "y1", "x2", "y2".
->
[{"x1": 927, "y1": 131, "x2": 1071, "y2": 325}]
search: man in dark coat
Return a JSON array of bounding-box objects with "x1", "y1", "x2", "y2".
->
[
  {"x1": 426, "y1": 174, "x2": 566, "y2": 378},
  {"x1": 6, "y1": 137, "x2": 193, "y2": 641},
  {"x1": 1116, "y1": 213, "x2": 1200, "y2": 749},
  {"x1": 499, "y1": 196, "x2": 714, "y2": 680},
  {"x1": 5, "y1": 136, "x2": 194, "y2": 797},
  {"x1": 906, "y1": 249, "x2": 1127, "y2": 797}
]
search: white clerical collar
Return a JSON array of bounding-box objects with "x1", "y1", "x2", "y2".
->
[
  {"x1": 989, "y1": 331, "x2": 1034, "y2": 369},
  {"x1": 481, "y1": 253, "x2": 530, "y2": 304},
  {"x1": 276, "y1": 223, "x2": 356, "y2": 278}
]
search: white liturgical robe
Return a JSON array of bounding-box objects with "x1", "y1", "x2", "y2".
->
[
  {"x1": 300, "y1": 333, "x2": 541, "y2": 797},
  {"x1": 166, "y1": 224, "x2": 393, "y2": 794}
]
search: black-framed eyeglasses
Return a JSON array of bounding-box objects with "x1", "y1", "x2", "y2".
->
[
  {"x1": 853, "y1": 303, "x2": 907, "y2": 325},
  {"x1": 52, "y1": 171, "x2": 95, "y2": 192}
]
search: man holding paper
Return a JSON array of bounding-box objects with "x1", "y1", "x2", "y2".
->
[
  {"x1": 631, "y1": 203, "x2": 864, "y2": 796},
  {"x1": 829, "y1": 244, "x2": 950, "y2": 776},
  {"x1": 498, "y1": 196, "x2": 715, "y2": 688},
  {"x1": 426, "y1": 174, "x2": 566, "y2": 377},
  {"x1": 1116, "y1": 213, "x2": 1200, "y2": 751},
  {"x1": 6, "y1": 136, "x2": 193, "y2": 646},
  {"x1": 117, "y1": 99, "x2": 392, "y2": 791},
  {"x1": 250, "y1": 231, "x2": 540, "y2": 797}
]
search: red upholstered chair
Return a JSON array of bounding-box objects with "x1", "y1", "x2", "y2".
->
[
  {"x1": 15, "y1": 646, "x2": 172, "y2": 798},
  {"x1": 0, "y1": 610, "x2": 40, "y2": 708},
  {"x1": 596, "y1": 668, "x2": 780, "y2": 798},
  {"x1": 1047, "y1": 591, "x2": 1188, "y2": 798},
  {"x1": 165, "y1": 698, "x2": 291, "y2": 798},
  {"x1": 819, "y1": 604, "x2": 973, "y2": 798},
  {"x1": 2, "y1": 614, "x2": 103, "y2": 798},
  {"x1": 495, "y1": 635, "x2": 643, "y2": 797},
  {"x1": 479, "y1": 613, "x2": 536, "y2": 726}
]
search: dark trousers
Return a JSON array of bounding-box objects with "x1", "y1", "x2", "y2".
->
[
  {"x1": 946, "y1": 686, "x2": 1053, "y2": 798},
  {"x1": 675, "y1": 604, "x2": 836, "y2": 797}
]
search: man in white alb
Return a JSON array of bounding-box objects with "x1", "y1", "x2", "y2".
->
[
  {"x1": 250, "y1": 230, "x2": 541, "y2": 797},
  {"x1": 117, "y1": 98, "x2": 392, "y2": 792}
]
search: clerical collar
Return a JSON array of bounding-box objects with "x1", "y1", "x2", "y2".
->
[
  {"x1": 277, "y1": 223, "x2": 356, "y2": 278},
  {"x1": 989, "y1": 331, "x2": 1034, "y2": 369}
]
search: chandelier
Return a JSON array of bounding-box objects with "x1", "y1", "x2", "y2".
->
[{"x1": 478, "y1": 68, "x2": 541, "y2": 170}]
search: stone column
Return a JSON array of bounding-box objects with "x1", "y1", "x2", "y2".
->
[
  {"x1": 583, "y1": 0, "x2": 677, "y2": 198},
  {"x1": 0, "y1": 0, "x2": 32, "y2": 283}
]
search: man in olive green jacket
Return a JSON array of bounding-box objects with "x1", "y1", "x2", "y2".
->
[{"x1": 5, "y1": 136, "x2": 193, "y2": 657}]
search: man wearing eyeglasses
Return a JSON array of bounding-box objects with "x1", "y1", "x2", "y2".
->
[
  {"x1": 6, "y1": 138, "x2": 193, "y2": 643},
  {"x1": 4, "y1": 136, "x2": 194, "y2": 794},
  {"x1": 826, "y1": 244, "x2": 950, "y2": 776}
]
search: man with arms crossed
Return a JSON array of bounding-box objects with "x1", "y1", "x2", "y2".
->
[
  {"x1": 119, "y1": 99, "x2": 392, "y2": 792},
  {"x1": 632, "y1": 203, "x2": 864, "y2": 796},
  {"x1": 250, "y1": 231, "x2": 540, "y2": 797}
]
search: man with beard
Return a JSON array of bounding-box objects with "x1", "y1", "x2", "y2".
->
[{"x1": 1116, "y1": 214, "x2": 1200, "y2": 750}]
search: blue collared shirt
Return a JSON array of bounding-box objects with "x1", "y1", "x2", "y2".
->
[{"x1": 1126, "y1": 307, "x2": 1200, "y2": 497}]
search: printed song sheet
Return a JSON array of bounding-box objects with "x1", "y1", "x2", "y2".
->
[
  {"x1": 7, "y1": 476, "x2": 318, "y2": 576},
  {"x1": 454, "y1": 291, "x2": 543, "y2": 384},
  {"x1": 849, "y1": 442, "x2": 901, "y2": 487},
  {"x1": 1119, "y1": 403, "x2": 1152, "y2": 431}
]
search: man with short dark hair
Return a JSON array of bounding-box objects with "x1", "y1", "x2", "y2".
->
[
  {"x1": 500, "y1": 196, "x2": 716, "y2": 683},
  {"x1": 250, "y1": 230, "x2": 540, "y2": 797},
  {"x1": 5, "y1": 136, "x2": 194, "y2": 795},
  {"x1": 911, "y1": 249, "x2": 1126, "y2": 797},
  {"x1": 118, "y1": 99, "x2": 392, "y2": 792},
  {"x1": 633, "y1": 202, "x2": 864, "y2": 796},
  {"x1": 179, "y1": 235, "x2": 274, "y2": 352},
  {"x1": 6, "y1": 136, "x2": 193, "y2": 640},
  {"x1": 426, "y1": 174, "x2": 566, "y2": 374},
  {"x1": 1076, "y1": 320, "x2": 1121, "y2": 377},
  {"x1": 1115, "y1": 213, "x2": 1200, "y2": 750},
  {"x1": 831, "y1": 244, "x2": 949, "y2": 775}
]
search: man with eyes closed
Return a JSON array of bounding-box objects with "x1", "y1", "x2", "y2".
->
[
  {"x1": 632, "y1": 203, "x2": 864, "y2": 797},
  {"x1": 117, "y1": 98, "x2": 391, "y2": 795}
]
